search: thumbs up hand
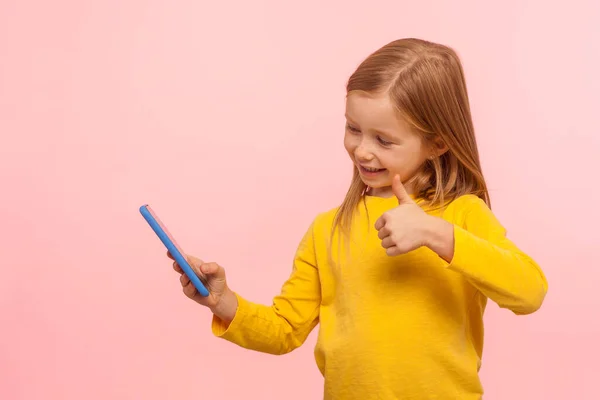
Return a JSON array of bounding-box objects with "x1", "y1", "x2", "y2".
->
[{"x1": 374, "y1": 174, "x2": 434, "y2": 257}]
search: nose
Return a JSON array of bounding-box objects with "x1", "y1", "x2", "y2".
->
[{"x1": 354, "y1": 141, "x2": 374, "y2": 162}]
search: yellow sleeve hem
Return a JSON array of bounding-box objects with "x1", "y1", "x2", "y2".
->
[{"x1": 444, "y1": 224, "x2": 471, "y2": 273}]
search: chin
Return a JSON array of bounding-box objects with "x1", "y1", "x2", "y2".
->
[{"x1": 360, "y1": 178, "x2": 392, "y2": 191}]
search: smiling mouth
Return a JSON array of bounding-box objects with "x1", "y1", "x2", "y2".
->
[{"x1": 359, "y1": 165, "x2": 386, "y2": 173}]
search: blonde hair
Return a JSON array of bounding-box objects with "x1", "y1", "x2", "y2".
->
[{"x1": 333, "y1": 38, "x2": 491, "y2": 240}]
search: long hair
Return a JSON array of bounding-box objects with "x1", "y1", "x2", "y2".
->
[{"x1": 333, "y1": 38, "x2": 490, "y2": 240}]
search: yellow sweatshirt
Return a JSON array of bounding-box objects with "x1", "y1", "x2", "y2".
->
[{"x1": 211, "y1": 194, "x2": 548, "y2": 399}]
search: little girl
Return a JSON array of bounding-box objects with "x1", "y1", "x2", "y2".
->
[{"x1": 169, "y1": 38, "x2": 548, "y2": 399}]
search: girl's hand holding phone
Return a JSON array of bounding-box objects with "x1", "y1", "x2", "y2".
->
[{"x1": 168, "y1": 252, "x2": 238, "y2": 324}]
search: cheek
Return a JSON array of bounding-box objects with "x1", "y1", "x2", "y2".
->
[
  {"x1": 398, "y1": 143, "x2": 429, "y2": 172},
  {"x1": 384, "y1": 146, "x2": 423, "y2": 172}
]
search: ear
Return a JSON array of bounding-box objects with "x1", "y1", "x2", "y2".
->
[{"x1": 430, "y1": 137, "x2": 449, "y2": 158}]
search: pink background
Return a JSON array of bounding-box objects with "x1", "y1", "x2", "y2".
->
[{"x1": 1, "y1": 1, "x2": 599, "y2": 399}]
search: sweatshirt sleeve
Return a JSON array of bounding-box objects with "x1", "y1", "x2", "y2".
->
[
  {"x1": 210, "y1": 219, "x2": 321, "y2": 355},
  {"x1": 444, "y1": 196, "x2": 548, "y2": 315}
]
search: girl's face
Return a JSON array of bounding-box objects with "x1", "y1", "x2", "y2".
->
[{"x1": 344, "y1": 92, "x2": 431, "y2": 198}]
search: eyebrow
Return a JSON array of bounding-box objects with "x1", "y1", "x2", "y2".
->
[
  {"x1": 344, "y1": 114, "x2": 357, "y2": 125},
  {"x1": 345, "y1": 114, "x2": 397, "y2": 139}
]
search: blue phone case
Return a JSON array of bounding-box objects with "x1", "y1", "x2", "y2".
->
[{"x1": 139, "y1": 204, "x2": 210, "y2": 297}]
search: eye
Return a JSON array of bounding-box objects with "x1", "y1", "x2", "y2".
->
[
  {"x1": 345, "y1": 123, "x2": 360, "y2": 133},
  {"x1": 377, "y1": 136, "x2": 392, "y2": 146}
]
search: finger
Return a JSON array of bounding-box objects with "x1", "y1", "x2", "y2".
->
[
  {"x1": 386, "y1": 246, "x2": 400, "y2": 257},
  {"x1": 381, "y1": 236, "x2": 395, "y2": 249},
  {"x1": 182, "y1": 280, "x2": 197, "y2": 298},
  {"x1": 374, "y1": 217, "x2": 384, "y2": 231},
  {"x1": 180, "y1": 273, "x2": 190, "y2": 286},
  {"x1": 392, "y1": 174, "x2": 413, "y2": 205},
  {"x1": 167, "y1": 251, "x2": 174, "y2": 260},
  {"x1": 375, "y1": 214, "x2": 390, "y2": 231},
  {"x1": 377, "y1": 226, "x2": 390, "y2": 240},
  {"x1": 172, "y1": 261, "x2": 183, "y2": 274},
  {"x1": 180, "y1": 273, "x2": 199, "y2": 298}
]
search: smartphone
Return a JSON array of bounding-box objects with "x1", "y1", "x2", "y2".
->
[{"x1": 139, "y1": 204, "x2": 210, "y2": 297}]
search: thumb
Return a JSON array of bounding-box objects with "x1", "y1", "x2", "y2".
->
[
  {"x1": 392, "y1": 175, "x2": 413, "y2": 204},
  {"x1": 185, "y1": 255, "x2": 224, "y2": 279},
  {"x1": 200, "y1": 262, "x2": 225, "y2": 279}
]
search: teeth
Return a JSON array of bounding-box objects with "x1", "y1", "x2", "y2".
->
[{"x1": 364, "y1": 167, "x2": 380, "y2": 172}]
